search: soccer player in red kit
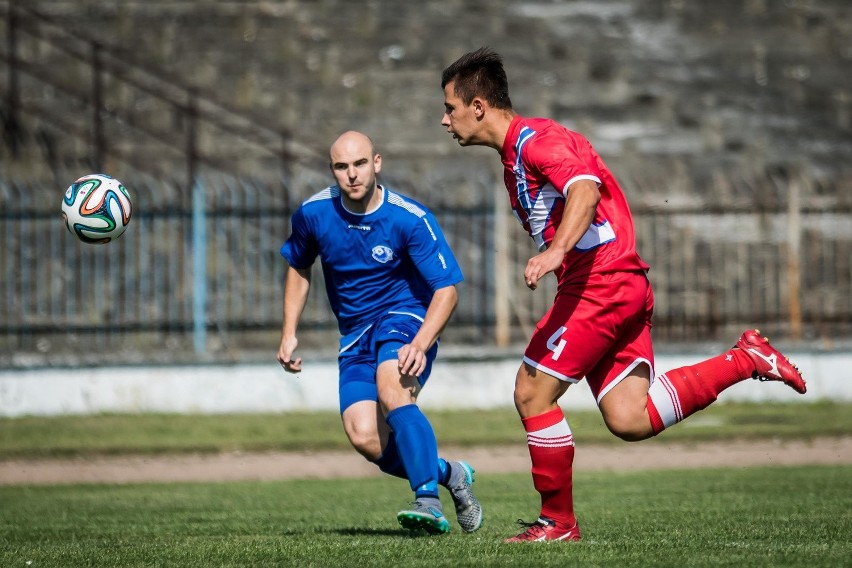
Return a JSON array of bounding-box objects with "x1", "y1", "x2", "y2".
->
[{"x1": 440, "y1": 47, "x2": 807, "y2": 543}]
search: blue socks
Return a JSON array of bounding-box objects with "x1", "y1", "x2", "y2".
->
[
  {"x1": 385, "y1": 404, "x2": 440, "y2": 499},
  {"x1": 373, "y1": 436, "x2": 406, "y2": 478},
  {"x1": 438, "y1": 457, "x2": 450, "y2": 485},
  {"x1": 374, "y1": 435, "x2": 451, "y2": 485}
]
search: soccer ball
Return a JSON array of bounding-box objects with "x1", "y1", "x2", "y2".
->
[{"x1": 61, "y1": 174, "x2": 133, "y2": 244}]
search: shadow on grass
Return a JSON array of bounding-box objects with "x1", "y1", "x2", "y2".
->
[
  {"x1": 332, "y1": 527, "x2": 437, "y2": 537},
  {"x1": 327, "y1": 528, "x2": 456, "y2": 538}
]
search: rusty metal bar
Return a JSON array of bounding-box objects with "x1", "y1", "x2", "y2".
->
[{"x1": 91, "y1": 42, "x2": 105, "y2": 173}]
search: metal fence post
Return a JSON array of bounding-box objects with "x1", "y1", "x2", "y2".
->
[
  {"x1": 91, "y1": 41, "x2": 105, "y2": 172},
  {"x1": 494, "y1": 181, "x2": 510, "y2": 347},
  {"x1": 186, "y1": 88, "x2": 207, "y2": 354},
  {"x1": 787, "y1": 176, "x2": 803, "y2": 340},
  {"x1": 192, "y1": 178, "x2": 208, "y2": 354}
]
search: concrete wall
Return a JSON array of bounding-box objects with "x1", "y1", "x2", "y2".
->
[
  {"x1": 6, "y1": 1, "x2": 852, "y2": 203},
  {"x1": 1, "y1": 350, "x2": 848, "y2": 417}
]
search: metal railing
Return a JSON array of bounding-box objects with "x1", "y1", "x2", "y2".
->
[
  {"x1": 2, "y1": 173, "x2": 850, "y2": 367},
  {"x1": 2, "y1": 2, "x2": 850, "y2": 367}
]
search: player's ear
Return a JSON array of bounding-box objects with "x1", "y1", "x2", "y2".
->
[
  {"x1": 472, "y1": 97, "x2": 486, "y2": 119},
  {"x1": 373, "y1": 153, "x2": 382, "y2": 174}
]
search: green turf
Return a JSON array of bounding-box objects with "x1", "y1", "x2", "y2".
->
[
  {"x1": 1, "y1": 402, "x2": 849, "y2": 459},
  {"x1": 0, "y1": 466, "x2": 849, "y2": 567}
]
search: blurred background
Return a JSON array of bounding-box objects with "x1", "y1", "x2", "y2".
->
[{"x1": 1, "y1": 0, "x2": 850, "y2": 373}]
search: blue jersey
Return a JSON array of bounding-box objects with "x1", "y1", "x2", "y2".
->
[{"x1": 280, "y1": 185, "x2": 463, "y2": 340}]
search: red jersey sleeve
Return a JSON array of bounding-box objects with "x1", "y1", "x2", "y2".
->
[{"x1": 525, "y1": 127, "x2": 603, "y2": 197}]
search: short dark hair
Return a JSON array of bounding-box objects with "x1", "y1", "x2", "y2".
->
[{"x1": 441, "y1": 47, "x2": 513, "y2": 110}]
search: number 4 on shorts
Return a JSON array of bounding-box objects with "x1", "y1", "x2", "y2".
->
[{"x1": 547, "y1": 326, "x2": 568, "y2": 360}]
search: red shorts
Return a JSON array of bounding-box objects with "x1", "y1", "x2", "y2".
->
[{"x1": 523, "y1": 270, "x2": 655, "y2": 404}]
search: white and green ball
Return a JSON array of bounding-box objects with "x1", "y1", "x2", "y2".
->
[{"x1": 61, "y1": 174, "x2": 133, "y2": 244}]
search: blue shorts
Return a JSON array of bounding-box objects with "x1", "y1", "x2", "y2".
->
[{"x1": 338, "y1": 312, "x2": 438, "y2": 414}]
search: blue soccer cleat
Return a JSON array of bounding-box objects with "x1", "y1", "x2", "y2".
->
[
  {"x1": 445, "y1": 461, "x2": 483, "y2": 532},
  {"x1": 397, "y1": 500, "x2": 451, "y2": 534}
]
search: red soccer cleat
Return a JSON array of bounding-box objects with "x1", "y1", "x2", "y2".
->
[
  {"x1": 504, "y1": 517, "x2": 582, "y2": 543},
  {"x1": 735, "y1": 329, "x2": 807, "y2": 394}
]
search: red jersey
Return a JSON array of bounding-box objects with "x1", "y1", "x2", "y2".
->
[{"x1": 500, "y1": 115, "x2": 649, "y2": 283}]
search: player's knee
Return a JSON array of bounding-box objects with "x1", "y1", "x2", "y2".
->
[
  {"x1": 607, "y1": 425, "x2": 647, "y2": 442},
  {"x1": 513, "y1": 379, "x2": 537, "y2": 414},
  {"x1": 513, "y1": 363, "x2": 570, "y2": 418},
  {"x1": 342, "y1": 420, "x2": 381, "y2": 459},
  {"x1": 603, "y1": 413, "x2": 653, "y2": 442},
  {"x1": 514, "y1": 382, "x2": 557, "y2": 420},
  {"x1": 347, "y1": 431, "x2": 382, "y2": 460}
]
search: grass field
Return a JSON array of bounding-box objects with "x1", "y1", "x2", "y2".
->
[
  {"x1": 1, "y1": 403, "x2": 850, "y2": 567},
  {"x1": 1, "y1": 466, "x2": 850, "y2": 567}
]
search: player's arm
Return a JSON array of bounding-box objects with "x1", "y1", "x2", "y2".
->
[
  {"x1": 277, "y1": 266, "x2": 312, "y2": 373},
  {"x1": 524, "y1": 178, "x2": 600, "y2": 290},
  {"x1": 397, "y1": 284, "x2": 458, "y2": 377}
]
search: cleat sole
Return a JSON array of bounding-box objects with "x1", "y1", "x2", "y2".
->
[{"x1": 397, "y1": 512, "x2": 450, "y2": 535}]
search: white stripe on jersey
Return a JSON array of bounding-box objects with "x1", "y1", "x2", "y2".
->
[
  {"x1": 387, "y1": 191, "x2": 439, "y2": 241},
  {"x1": 302, "y1": 185, "x2": 338, "y2": 206},
  {"x1": 513, "y1": 126, "x2": 537, "y2": 212},
  {"x1": 387, "y1": 191, "x2": 426, "y2": 218},
  {"x1": 560, "y1": 174, "x2": 601, "y2": 197},
  {"x1": 526, "y1": 181, "x2": 562, "y2": 251},
  {"x1": 339, "y1": 323, "x2": 373, "y2": 354},
  {"x1": 301, "y1": 187, "x2": 429, "y2": 225},
  {"x1": 522, "y1": 355, "x2": 582, "y2": 383},
  {"x1": 387, "y1": 310, "x2": 425, "y2": 323},
  {"x1": 576, "y1": 220, "x2": 616, "y2": 251}
]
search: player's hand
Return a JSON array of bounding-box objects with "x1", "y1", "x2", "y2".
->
[
  {"x1": 525, "y1": 248, "x2": 564, "y2": 290},
  {"x1": 397, "y1": 343, "x2": 427, "y2": 378},
  {"x1": 277, "y1": 336, "x2": 303, "y2": 373}
]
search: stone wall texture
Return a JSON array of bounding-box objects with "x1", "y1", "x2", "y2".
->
[{"x1": 2, "y1": 0, "x2": 851, "y2": 206}]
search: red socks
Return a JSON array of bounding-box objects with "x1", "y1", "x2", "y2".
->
[
  {"x1": 521, "y1": 349, "x2": 756, "y2": 522},
  {"x1": 647, "y1": 348, "x2": 754, "y2": 434},
  {"x1": 522, "y1": 407, "x2": 576, "y2": 527}
]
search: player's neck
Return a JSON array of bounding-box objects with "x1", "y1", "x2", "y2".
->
[
  {"x1": 343, "y1": 184, "x2": 383, "y2": 215},
  {"x1": 482, "y1": 109, "x2": 516, "y2": 151}
]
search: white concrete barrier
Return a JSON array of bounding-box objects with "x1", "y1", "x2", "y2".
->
[{"x1": 0, "y1": 350, "x2": 849, "y2": 417}]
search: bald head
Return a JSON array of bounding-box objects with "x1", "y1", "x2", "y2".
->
[
  {"x1": 328, "y1": 130, "x2": 383, "y2": 212},
  {"x1": 330, "y1": 130, "x2": 376, "y2": 164}
]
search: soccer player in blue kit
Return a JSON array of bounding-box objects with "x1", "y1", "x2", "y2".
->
[{"x1": 277, "y1": 130, "x2": 483, "y2": 535}]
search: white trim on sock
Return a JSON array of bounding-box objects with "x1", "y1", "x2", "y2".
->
[
  {"x1": 648, "y1": 373, "x2": 682, "y2": 428},
  {"x1": 527, "y1": 419, "x2": 574, "y2": 448}
]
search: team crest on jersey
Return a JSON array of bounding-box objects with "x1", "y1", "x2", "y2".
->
[
  {"x1": 371, "y1": 245, "x2": 394, "y2": 263},
  {"x1": 513, "y1": 163, "x2": 530, "y2": 204}
]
